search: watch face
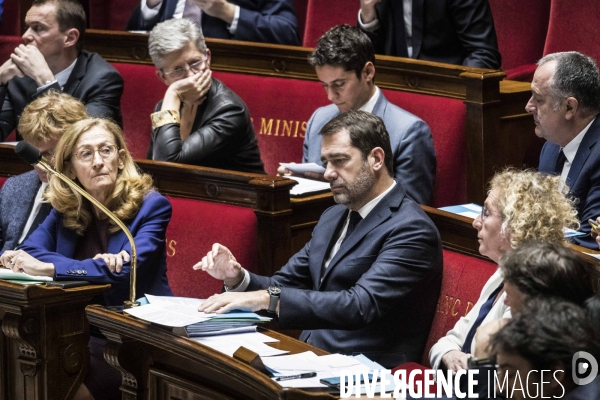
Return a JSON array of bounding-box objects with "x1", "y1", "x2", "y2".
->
[{"x1": 268, "y1": 286, "x2": 281, "y2": 296}]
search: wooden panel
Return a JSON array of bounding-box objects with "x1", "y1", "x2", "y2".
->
[
  {"x1": 88, "y1": 305, "x2": 336, "y2": 400},
  {"x1": 0, "y1": 282, "x2": 109, "y2": 400}
]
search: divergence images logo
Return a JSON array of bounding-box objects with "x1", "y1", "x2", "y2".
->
[{"x1": 572, "y1": 351, "x2": 598, "y2": 385}]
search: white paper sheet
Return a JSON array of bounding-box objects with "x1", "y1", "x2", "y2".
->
[
  {"x1": 193, "y1": 332, "x2": 287, "y2": 357},
  {"x1": 124, "y1": 303, "x2": 214, "y2": 327},
  {"x1": 286, "y1": 176, "x2": 331, "y2": 196},
  {"x1": 0, "y1": 268, "x2": 53, "y2": 282},
  {"x1": 279, "y1": 162, "x2": 326, "y2": 174}
]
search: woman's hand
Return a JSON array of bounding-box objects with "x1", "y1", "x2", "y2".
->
[
  {"x1": 442, "y1": 350, "x2": 471, "y2": 374},
  {"x1": 0, "y1": 250, "x2": 55, "y2": 277},
  {"x1": 94, "y1": 250, "x2": 130, "y2": 273}
]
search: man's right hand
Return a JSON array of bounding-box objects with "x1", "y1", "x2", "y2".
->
[
  {"x1": 193, "y1": 243, "x2": 244, "y2": 287},
  {"x1": 360, "y1": 0, "x2": 382, "y2": 24},
  {"x1": 0, "y1": 59, "x2": 24, "y2": 85},
  {"x1": 441, "y1": 350, "x2": 471, "y2": 374}
]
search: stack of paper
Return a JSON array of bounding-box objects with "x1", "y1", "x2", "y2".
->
[
  {"x1": 184, "y1": 312, "x2": 272, "y2": 337},
  {"x1": 124, "y1": 295, "x2": 271, "y2": 337}
]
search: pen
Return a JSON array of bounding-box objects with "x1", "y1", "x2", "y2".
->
[{"x1": 274, "y1": 372, "x2": 317, "y2": 381}]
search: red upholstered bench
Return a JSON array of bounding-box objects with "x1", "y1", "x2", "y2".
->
[
  {"x1": 488, "y1": 0, "x2": 550, "y2": 81},
  {"x1": 0, "y1": 36, "x2": 23, "y2": 67},
  {"x1": 113, "y1": 62, "x2": 468, "y2": 206},
  {"x1": 302, "y1": 0, "x2": 360, "y2": 47},
  {"x1": 392, "y1": 249, "x2": 497, "y2": 390},
  {"x1": 164, "y1": 197, "x2": 259, "y2": 299},
  {"x1": 111, "y1": 63, "x2": 164, "y2": 159}
]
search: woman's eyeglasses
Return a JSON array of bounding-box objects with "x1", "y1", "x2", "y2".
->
[
  {"x1": 163, "y1": 59, "x2": 207, "y2": 79},
  {"x1": 74, "y1": 144, "x2": 117, "y2": 163}
]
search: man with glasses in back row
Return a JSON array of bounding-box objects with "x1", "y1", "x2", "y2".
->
[{"x1": 146, "y1": 18, "x2": 265, "y2": 174}]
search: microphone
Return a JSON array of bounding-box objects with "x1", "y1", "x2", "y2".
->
[{"x1": 15, "y1": 141, "x2": 139, "y2": 308}]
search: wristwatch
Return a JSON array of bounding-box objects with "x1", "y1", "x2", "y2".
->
[{"x1": 267, "y1": 286, "x2": 281, "y2": 313}]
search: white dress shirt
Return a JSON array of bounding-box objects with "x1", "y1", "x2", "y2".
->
[{"x1": 17, "y1": 182, "x2": 48, "y2": 245}]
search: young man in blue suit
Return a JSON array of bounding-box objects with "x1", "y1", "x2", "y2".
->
[
  {"x1": 196, "y1": 110, "x2": 443, "y2": 368},
  {"x1": 279, "y1": 25, "x2": 436, "y2": 205},
  {"x1": 127, "y1": 0, "x2": 299, "y2": 45},
  {"x1": 0, "y1": 0, "x2": 123, "y2": 141},
  {"x1": 529, "y1": 52, "x2": 600, "y2": 250}
]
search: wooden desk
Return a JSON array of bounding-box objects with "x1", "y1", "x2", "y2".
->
[
  {"x1": 0, "y1": 281, "x2": 110, "y2": 400},
  {"x1": 86, "y1": 305, "x2": 336, "y2": 400}
]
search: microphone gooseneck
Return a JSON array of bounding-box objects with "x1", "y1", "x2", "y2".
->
[{"x1": 14, "y1": 141, "x2": 140, "y2": 308}]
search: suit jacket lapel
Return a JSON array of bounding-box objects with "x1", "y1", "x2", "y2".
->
[
  {"x1": 319, "y1": 183, "x2": 403, "y2": 288},
  {"x1": 411, "y1": 0, "x2": 424, "y2": 58},
  {"x1": 567, "y1": 117, "x2": 600, "y2": 187},
  {"x1": 62, "y1": 52, "x2": 86, "y2": 95},
  {"x1": 309, "y1": 206, "x2": 347, "y2": 287}
]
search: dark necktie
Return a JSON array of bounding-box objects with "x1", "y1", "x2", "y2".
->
[
  {"x1": 461, "y1": 283, "x2": 504, "y2": 353},
  {"x1": 392, "y1": 1, "x2": 409, "y2": 57},
  {"x1": 24, "y1": 202, "x2": 52, "y2": 242},
  {"x1": 341, "y1": 211, "x2": 362, "y2": 244},
  {"x1": 554, "y1": 149, "x2": 567, "y2": 175},
  {"x1": 182, "y1": 0, "x2": 202, "y2": 28}
]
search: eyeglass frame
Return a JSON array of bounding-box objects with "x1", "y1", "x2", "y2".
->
[
  {"x1": 72, "y1": 144, "x2": 119, "y2": 164},
  {"x1": 162, "y1": 58, "x2": 208, "y2": 79}
]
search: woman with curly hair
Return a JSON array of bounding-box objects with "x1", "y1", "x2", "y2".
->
[
  {"x1": 429, "y1": 168, "x2": 579, "y2": 374},
  {"x1": 0, "y1": 118, "x2": 173, "y2": 399}
]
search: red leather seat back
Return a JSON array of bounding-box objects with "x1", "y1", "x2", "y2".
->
[
  {"x1": 382, "y1": 89, "x2": 467, "y2": 207},
  {"x1": 0, "y1": 176, "x2": 7, "y2": 188},
  {"x1": 488, "y1": 0, "x2": 550, "y2": 80},
  {"x1": 543, "y1": 0, "x2": 600, "y2": 65},
  {"x1": 212, "y1": 70, "x2": 329, "y2": 175},
  {"x1": 111, "y1": 63, "x2": 164, "y2": 159},
  {"x1": 165, "y1": 197, "x2": 259, "y2": 299},
  {"x1": 87, "y1": 0, "x2": 141, "y2": 30},
  {"x1": 420, "y1": 249, "x2": 497, "y2": 366},
  {"x1": 302, "y1": 0, "x2": 360, "y2": 47},
  {"x1": 0, "y1": 2, "x2": 22, "y2": 36},
  {"x1": 294, "y1": 0, "x2": 309, "y2": 46}
]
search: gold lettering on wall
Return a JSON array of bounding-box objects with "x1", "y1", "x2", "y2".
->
[
  {"x1": 258, "y1": 118, "x2": 307, "y2": 138},
  {"x1": 451, "y1": 299, "x2": 461, "y2": 317},
  {"x1": 166, "y1": 239, "x2": 177, "y2": 257}
]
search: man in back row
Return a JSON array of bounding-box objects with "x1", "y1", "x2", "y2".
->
[
  {"x1": 127, "y1": 0, "x2": 300, "y2": 46},
  {"x1": 196, "y1": 111, "x2": 442, "y2": 368},
  {"x1": 280, "y1": 25, "x2": 435, "y2": 205},
  {"x1": 0, "y1": 0, "x2": 123, "y2": 141}
]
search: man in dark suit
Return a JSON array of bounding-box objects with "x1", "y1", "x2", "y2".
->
[
  {"x1": 531, "y1": 52, "x2": 600, "y2": 250},
  {"x1": 358, "y1": 0, "x2": 501, "y2": 69},
  {"x1": 0, "y1": 0, "x2": 123, "y2": 141},
  {"x1": 0, "y1": 91, "x2": 88, "y2": 252},
  {"x1": 127, "y1": 0, "x2": 299, "y2": 45},
  {"x1": 195, "y1": 110, "x2": 443, "y2": 368}
]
